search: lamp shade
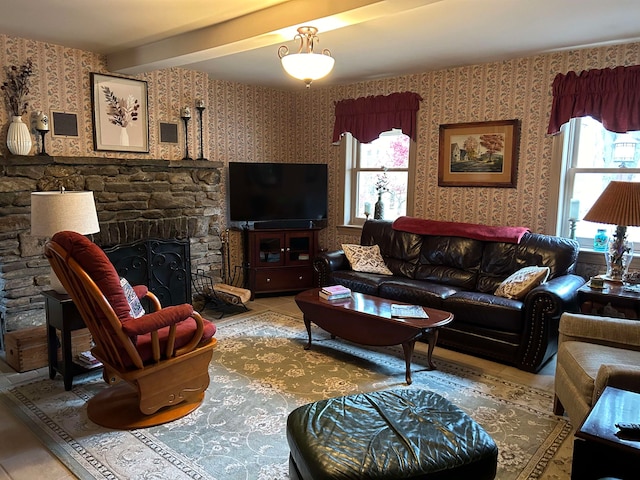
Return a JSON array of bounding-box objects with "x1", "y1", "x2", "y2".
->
[
  {"x1": 582, "y1": 181, "x2": 640, "y2": 227},
  {"x1": 31, "y1": 191, "x2": 100, "y2": 237}
]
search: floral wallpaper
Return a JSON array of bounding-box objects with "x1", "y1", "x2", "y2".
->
[
  {"x1": 2, "y1": 33, "x2": 640, "y2": 258},
  {"x1": 296, "y1": 42, "x2": 640, "y2": 251}
]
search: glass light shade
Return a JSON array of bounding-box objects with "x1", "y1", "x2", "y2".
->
[
  {"x1": 31, "y1": 191, "x2": 100, "y2": 236},
  {"x1": 281, "y1": 53, "x2": 335, "y2": 83}
]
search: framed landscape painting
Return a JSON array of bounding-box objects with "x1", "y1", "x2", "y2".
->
[
  {"x1": 438, "y1": 119, "x2": 520, "y2": 187},
  {"x1": 91, "y1": 73, "x2": 149, "y2": 152}
]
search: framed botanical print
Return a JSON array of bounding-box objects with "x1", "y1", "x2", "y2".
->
[
  {"x1": 91, "y1": 73, "x2": 149, "y2": 152},
  {"x1": 438, "y1": 119, "x2": 520, "y2": 187}
]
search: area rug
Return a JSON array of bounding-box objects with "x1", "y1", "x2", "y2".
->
[{"x1": 0, "y1": 310, "x2": 573, "y2": 479}]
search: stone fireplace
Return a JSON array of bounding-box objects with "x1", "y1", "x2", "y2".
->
[{"x1": 0, "y1": 155, "x2": 224, "y2": 336}]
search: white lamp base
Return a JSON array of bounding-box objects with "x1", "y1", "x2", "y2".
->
[{"x1": 50, "y1": 268, "x2": 67, "y2": 294}]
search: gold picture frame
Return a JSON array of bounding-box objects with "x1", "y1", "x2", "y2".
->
[{"x1": 438, "y1": 119, "x2": 520, "y2": 187}]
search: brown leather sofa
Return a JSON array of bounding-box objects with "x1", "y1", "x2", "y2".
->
[{"x1": 314, "y1": 219, "x2": 585, "y2": 372}]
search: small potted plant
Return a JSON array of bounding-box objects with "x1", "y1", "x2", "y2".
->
[{"x1": 1, "y1": 58, "x2": 34, "y2": 155}]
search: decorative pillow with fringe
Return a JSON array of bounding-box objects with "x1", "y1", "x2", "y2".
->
[
  {"x1": 495, "y1": 266, "x2": 550, "y2": 300},
  {"x1": 342, "y1": 244, "x2": 393, "y2": 275}
]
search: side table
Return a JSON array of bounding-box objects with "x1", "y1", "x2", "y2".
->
[
  {"x1": 571, "y1": 386, "x2": 640, "y2": 479},
  {"x1": 42, "y1": 290, "x2": 100, "y2": 390},
  {"x1": 577, "y1": 282, "x2": 640, "y2": 319}
]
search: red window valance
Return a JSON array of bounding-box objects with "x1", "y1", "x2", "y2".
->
[
  {"x1": 332, "y1": 91, "x2": 423, "y2": 143},
  {"x1": 547, "y1": 65, "x2": 640, "y2": 135}
]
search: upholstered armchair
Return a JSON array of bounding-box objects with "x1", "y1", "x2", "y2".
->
[
  {"x1": 553, "y1": 312, "x2": 640, "y2": 426},
  {"x1": 44, "y1": 230, "x2": 217, "y2": 429}
]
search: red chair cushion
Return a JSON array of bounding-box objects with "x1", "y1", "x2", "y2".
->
[
  {"x1": 52, "y1": 231, "x2": 132, "y2": 322},
  {"x1": 134, "y1": 317, "x2": 217, "y2": 364}
]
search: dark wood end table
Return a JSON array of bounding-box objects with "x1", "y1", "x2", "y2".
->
[
  {"x1": 577, "y1": 282, "x2": 640, "y2": 319},
  {"x1": 294, "y1": 289, "x2": 453, "y2": 384},
  {"x1": 571, "y1": 386, "x2": 640, "y2": 479},
  {"x1": 42, "y1": 290, "x2": 100, "y2": 390}
]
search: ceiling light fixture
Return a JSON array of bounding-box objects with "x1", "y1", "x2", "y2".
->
[{"x1": 278, "y1": 26, "x2": 334, "y2": 88}]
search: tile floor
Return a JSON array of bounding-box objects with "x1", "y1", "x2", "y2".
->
[{"x1": 0, "y1": 294, "x2": 559, "y2": 479}]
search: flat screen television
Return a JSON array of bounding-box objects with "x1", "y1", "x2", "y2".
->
[{"x1": 228, "y1": 162, "x2": 328, "y2": 228}]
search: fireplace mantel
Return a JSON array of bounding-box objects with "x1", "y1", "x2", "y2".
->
[{"x1": 1, "y1": 155, "x2": 222, "y2": 169}]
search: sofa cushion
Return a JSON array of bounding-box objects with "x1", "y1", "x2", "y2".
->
[
  {"x1": 476, "y1": 242, "x2": 519, "y2": 293},
  {"x1": 556, "y1": 341, "x2": 640, "y2": 407},
  {"x1": 342, "y1": 244, "x2": 393, "y2": 275},
  {"x1": 494, "y1": 266, "x2": 550, "y2": 300},
  {"x1": 361, "y1": 220, "x2": 423, "y2": 278},
  {"x1": 443, "y1": 291, "x2": 524, "y2": 333},
  {"x1": 516, "y1": 233, "x2": 579, "y2": 279},
  {"x1": 331, "y1": 270, "x2": 386, "y2": 296},
  {"x1": 476, "y1": 233, "x2": 579, "y2": 293},
  {"x1": 415, "y1": 236, "x2": 482, "y2": 290},
  {"x1": 378, "y1": 278, "x2": 459, "y2": 309}
]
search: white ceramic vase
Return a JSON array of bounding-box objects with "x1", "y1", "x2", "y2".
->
[
  {"x1": 7, "y1": 115, "x2": 32, "y2": 155},
  {"x1": 119, "y1": 127, "x2": 129, "y2": 146}
]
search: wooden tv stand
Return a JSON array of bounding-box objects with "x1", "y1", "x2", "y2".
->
[{"x1": 244, "y1": 227, "x2": 319, "y2": 299}]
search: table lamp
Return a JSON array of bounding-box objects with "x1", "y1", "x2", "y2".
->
[
  {"x1": 31, "y1": 189, "x2": 100, "y2": 293},
  {"x1": 582, "y1": 181, "x2": 640, "y2": 281}
]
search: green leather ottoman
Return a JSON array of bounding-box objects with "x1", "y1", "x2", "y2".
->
[{"x1": 286, "y1": 388, "x2": 498, "y2": 479}]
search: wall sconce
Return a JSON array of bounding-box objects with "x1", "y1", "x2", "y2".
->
[
  {"x1": 31, "y1": 189, "x2": 100, "y2": 293},
  {"x1": 278, "y1": 26, "x2": 335, "y2": 88}
]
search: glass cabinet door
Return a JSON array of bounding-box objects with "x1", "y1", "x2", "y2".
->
[
  {"x1": 257, "y1": 234, "x2": 284, "y2": 266},
  {"x1": 287, "y1": 233, "x2": 311, "y2": 264}
]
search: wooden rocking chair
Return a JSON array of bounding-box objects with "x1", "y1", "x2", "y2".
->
[{"x1": 44, "y1": 230, "x2": 217, "y2": 429}]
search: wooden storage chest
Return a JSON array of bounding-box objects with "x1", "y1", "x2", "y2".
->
[
  {"x1": 4, "y1": 326, "x2": 48, "y2": 372},
  {"x1": 4, "y1": 325, "x2": 92, "y2": 373}
]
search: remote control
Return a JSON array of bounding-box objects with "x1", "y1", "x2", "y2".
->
[{"x1": 615, "y1": 422, "x2": 640, "y2": 432}]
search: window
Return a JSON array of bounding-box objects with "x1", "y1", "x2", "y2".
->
[
  {"x1": 341, "y1": 129, "x2": 415, "y2": 225},
  {"x1": 558, "y1": 116, "x2": 640, "y2": 248}
]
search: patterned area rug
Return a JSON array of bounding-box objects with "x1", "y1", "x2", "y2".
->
[{"x1": 0, "y1": 311, "x2": 573, "y2": 479}]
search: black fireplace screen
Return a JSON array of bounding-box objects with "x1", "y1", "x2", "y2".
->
[{"x1": 103, "y1": 238, "x2": 192, "y2": 307}]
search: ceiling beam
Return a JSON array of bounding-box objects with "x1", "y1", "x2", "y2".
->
[{"x1": 107, "y1": 0, "x2": 440, "y2": 74}]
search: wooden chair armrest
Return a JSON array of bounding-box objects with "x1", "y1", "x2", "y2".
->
[
  {"x1": 174, "y1": 311, "x2": 205, "y2": 356},
  {"x1": 132, "y1": 286, "x2": 162, "y2": 312}
]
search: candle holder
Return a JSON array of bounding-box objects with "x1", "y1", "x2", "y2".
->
[
  {"x1": 196, "y1": 100, "x2": 206, "y2": 160},
  {"x1": 37, "y1": 129, "x2": 50, "y2": 156},
  {"x1": 181, "y1": 110, "x2": 192, "y2": 160},
  {"x1": 568, "y1": 218, "x2": 577, "y2": 240}
]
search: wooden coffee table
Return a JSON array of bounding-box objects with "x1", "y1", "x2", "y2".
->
[{"x1": 294, "y1": 289, "x2": 454, "y2": 384}]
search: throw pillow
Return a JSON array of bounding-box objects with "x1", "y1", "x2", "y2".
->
[
  {"x1": 494, "y1": 266, "x2": 550, "y2": 300},
  {"x1": 120, "y1": 277, "x2": 145, "y2": 318},
  {"x1": 342, "y1": 244, "x2": 393, "y2": 275}
]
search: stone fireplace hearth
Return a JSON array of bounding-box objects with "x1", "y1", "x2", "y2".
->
[{"x1": 0, "y1": 155, "x2": 225, "y2": 336}]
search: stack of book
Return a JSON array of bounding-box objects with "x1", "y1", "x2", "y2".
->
[
  {"x1": 75, "y1": 350, "x2": 102, "y2": 369},
  {"x1": 319, "y1": 285, "x2": 352, "y2": 300}
]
